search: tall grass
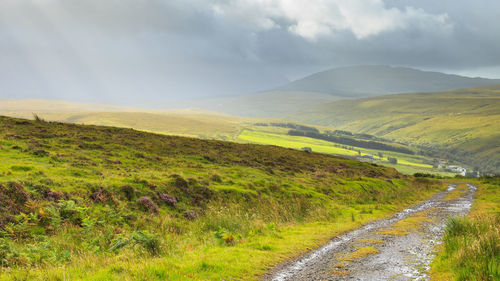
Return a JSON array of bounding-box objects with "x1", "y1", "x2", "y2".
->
[
  {"x1": 433, "y1": 178, "x2": 500, "y2": 281},
  {"x1": 0, "y1": 115, "x2": 446, "y2": 280},
  {"x1": 32, "y1": 113, "x2": 45, "y2": 122},
  {"x1": 441, "y1": 214, "x2": 499, "y2": 280}
]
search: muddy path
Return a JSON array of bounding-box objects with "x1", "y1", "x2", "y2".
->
[{"x1": 263, "y1": 184, "x2": 476, "y2": 281}]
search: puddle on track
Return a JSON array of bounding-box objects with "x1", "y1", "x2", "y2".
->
[{"x1": 263, "y1": 184, "x2": 476, "y2": 281}]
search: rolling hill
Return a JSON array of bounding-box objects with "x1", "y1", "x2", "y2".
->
[
  {"x1": 0, "y1": 98, "x2": 473, "y2": 176},
  {"x1": 0, "y1": 99, "x2": 260, "y2": 140},
  {"x1": 295, "y1": 85, "x2": 500, "y2": 173},
  {"x1": 28, "y1": 111, "x2": 249, "y2": 140},
  {"x1": 0, "y1": 99, "x2": 145, "y2": 113},
  {"x1": 181, "y1": 90, "x2": 340, "y2": 117},
  {"x1": 191, "y1": 65, "x2": 500, "y2": 117}
]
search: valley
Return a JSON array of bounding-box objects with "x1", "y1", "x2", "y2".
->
[
  {"x1": 0, "y1": 114, "x2": 496, "y2": 280},
  {"x1": 0, "y1": 105, "x2": 459, "y2": 177},
  {"x1": 3, "y1": 67, "x2": 498, "y2": 176},
  {"x1": 189, "y1": 66, "x2": 500, "y2": 118},
  {"x1": 0, "y1": 74, "x2": 498, "y2": 281},
  {"x1": 1, "y1": 2, "x2": 499, "y2": 280},
  {"x1": 295, "y1": 85, "x2": 500, "y2": 174}
]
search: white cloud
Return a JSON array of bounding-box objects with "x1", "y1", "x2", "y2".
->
[{"x1": 210, "y1": 0, "x2": 452, "y2": 40}]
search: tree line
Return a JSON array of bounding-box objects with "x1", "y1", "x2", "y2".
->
[
  {"x1": 288, "y1": 129, "x2": 415, "y2": 155},
  {"x1": 254, "y1": 122, "x2": 320, "y2": 133}
]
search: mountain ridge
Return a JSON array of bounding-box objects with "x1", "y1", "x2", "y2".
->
[
  {"x1": 186, "y1": 65, "x2": 500, "y2": 117},
  {"x1": 277, "y1": 65, "x2": 500, "y2": 96}
]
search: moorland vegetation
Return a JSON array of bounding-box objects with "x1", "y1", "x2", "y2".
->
[{"x1": 0, "y1": 115, "x2": 444, "y2": 280}]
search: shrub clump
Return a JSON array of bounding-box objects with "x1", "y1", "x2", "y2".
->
[
  {"x1": 0, "y1": 238, "x2": 22, "y2": 267},
  {"x1": 214, "y1": 227, "x2": 239, "y2": 246},
  {"x1": 58, "y1": 200, "x2": 87, "y2": 226},
  {"x1": 136, "y1": 197, "x2": 159, "y2": 214},
  {"x1": 110, "y1": 231, "x2": 161, "y2": 256},
  {"x1": 210, "y1": 173, "x2": 222, "y2": 183},
  {"x1": 90, "y1": 188, "x2": 116, "y2": 205},
  {"x1": 30, "y1": 149, "x2": 49, "y2": 157},
  {"x1": 171, "y1": 174, "x2": 188, "y2": 190},
  {"x1": 183, "y1": 210, "x2": 198, "y2": 220},
  {"x1": 42, "y1": 189, "x2": 63, "y2": 202},
  {"x1": 32, "y1": 185, "x2": 65, "y2": 202},
  {"x1": 120, "y1": 185, "x2": 135, "y2": 201},
  {"x1": 190, "y1": 185, "x2": 214, "y2": 206},
  {"x1": 0, "y1": 183, "x2": 29, "y2": 227},
  {"x1": 158, "y1": 193, "x2": 177, "y2": 207}
]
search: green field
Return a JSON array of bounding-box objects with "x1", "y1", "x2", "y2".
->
[
  {"x1": 237, "y1": 129, "x2": 455, "y2": 177},
  {"x1": 0, "y1": 115, "x2": 446, "y2": 280},
  {"x1": 238, "y1": 129, "x2": 358, "y2": 156},
  {"x1": 296, "y1": 85, "x2": 500, "y2": 174}
]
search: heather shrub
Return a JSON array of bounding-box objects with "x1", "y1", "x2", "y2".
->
[{"x1": 136, "y1": 197, "x2": 159, "y2": 214}]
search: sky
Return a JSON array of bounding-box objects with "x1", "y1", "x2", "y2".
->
[{"x1": 1, "y1": 0, "x2": 500, "y2": 106}]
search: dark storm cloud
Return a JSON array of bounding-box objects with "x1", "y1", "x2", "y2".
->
[{"x1": 0, "y1": 0, "x2": 499, "y2": 105}]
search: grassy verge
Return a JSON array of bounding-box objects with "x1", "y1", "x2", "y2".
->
[
  {"x1": 0, "y1": 190, "x2": 443, "y2": 281},
  {"x1": 431, "y1": 177, "x2": 500, "y2": 281}
]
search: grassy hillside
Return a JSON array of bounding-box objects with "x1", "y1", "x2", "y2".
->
[
  {"x1": 0, "y1": 101, "x2": 257, "y2": 140},
  {"x1": 297, "y1": 85, "x2": 500, "y2": 174},
  {"x1": 237, "y1": 129, "x2": 455, "y2": 177},
  {"x1": 186, "y1": 90, "x2": 340, "y2": 117},
  {"x1": 0, "y1": 99, "x2": 145, "y2": 113},
  {"x1": 0, "y1": 115, "x2": 444, "y2": 280},
  {"x1": 0, "y1": 100, "x2": 460, "y2": 176},
  {"x1": 1, "y1": 99, "x2": 460, "y2": 176},
  {"x1": 38, "y1": 111, "x2": 249, "y2": 140}
]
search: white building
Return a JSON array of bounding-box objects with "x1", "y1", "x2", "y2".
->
[{"x1": 448, "y1": 165, "x2": 467, "y2": 176}]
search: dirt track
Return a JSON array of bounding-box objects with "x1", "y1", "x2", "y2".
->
[{"x1": 262, "y1": 184, "x2": 476, "y2": 281}]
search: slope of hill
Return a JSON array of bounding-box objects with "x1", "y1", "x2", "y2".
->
[
  {"x1": 188, "y1": 66, "x2": 500, "y2": 117},
  {"x1": 279, "y1": 65, "x2": 500, "y2": 96},
  {"x1": 0, "y1": 99, "x2": 145, "y2": 113},
  {"x1": 37, "y1": 111, "x2": 248, "y2": 140},
  {"x1": 184, "y1": 90, "x2": 340, "y2": 117},
  {"x1": 0, "y1": 99, "x2": 259, "y2": 140},
  {"x1": 0, "y1": 99, "x2": 461, "y2": 176},
  {"x1": 296, "y1": 85, "x2": 500, "y2": 173},
  {"x1": 0, "y1": 116, "x2": 443, "y2": 280}
]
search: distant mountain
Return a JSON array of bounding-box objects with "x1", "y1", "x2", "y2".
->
[
  {"x1": 278, "y1": 65, "x2": 500, "y2": 97},
  {"x1": 192, "y1": 65, "x2": 500, "y2": 117},
  {"x1": 294, "y1": 85, "x2": 500, "y2": 174}
]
